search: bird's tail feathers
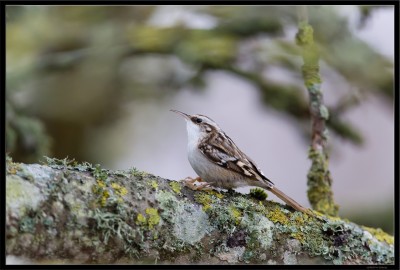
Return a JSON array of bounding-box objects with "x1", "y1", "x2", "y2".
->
[{"x1": 269, "y1": 186, "x2": 309, "y2": 214}]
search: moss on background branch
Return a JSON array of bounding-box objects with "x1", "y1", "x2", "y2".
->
[
  {"x1": 6, "y1": 157, "x2": 393, "y2": 265},
  {"x1": 296, "y1": 8, "x2": 339, "y2": 216}
]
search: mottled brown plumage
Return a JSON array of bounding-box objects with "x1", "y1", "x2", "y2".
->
[{"x1": 171, "y1": 110, "x2": 310, "y2": 213}]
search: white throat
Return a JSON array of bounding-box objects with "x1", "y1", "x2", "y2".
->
[{"x1": 185, "y1": 120, "x2": 203, "y2": 146}]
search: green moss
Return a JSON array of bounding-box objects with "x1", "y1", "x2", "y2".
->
[
  {"x1": 169, "y1": 181, "x2": 181, "y2": 194},
  {"x1": 250, "y1": 188, "x2": 268, "y2": 200},
  {"x1": 145, "y1": 208, "x2": 160, "y2": 229}
]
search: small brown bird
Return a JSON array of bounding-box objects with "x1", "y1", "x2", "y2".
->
[{"x1": 171, "y1": 109, "x2": 310, "y2": 214}]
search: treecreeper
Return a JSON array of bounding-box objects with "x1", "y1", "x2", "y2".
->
[{"x1": 171, "y1": 109, "x2": 311, "y2": 214}]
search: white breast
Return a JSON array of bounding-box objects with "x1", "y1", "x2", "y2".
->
[
  {"x1": 184, "y1": 119, "x2": 249, "y2": 189},
  {"x1": 186, "y1": 136, "x2": 248, "y2": 189}
]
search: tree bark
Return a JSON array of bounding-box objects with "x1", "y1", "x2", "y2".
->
[
  {"x1": 295, "y1": 9, "x2": 339, "y2": 216},
  {"x1": 5, "y1": 157, "x2": 394, "y2": 265}
]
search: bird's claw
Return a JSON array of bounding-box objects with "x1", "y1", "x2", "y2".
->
[{"x1": 183, "y1": 177, "x2": 212, "y2": 191}]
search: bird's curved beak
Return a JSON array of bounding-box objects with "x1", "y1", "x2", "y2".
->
[{"x1": 170, "y1": 109, "x2": 190, "y2": 120}]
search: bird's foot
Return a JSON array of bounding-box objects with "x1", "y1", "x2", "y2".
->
[{"x1": 183, "y1": 177, "x2": 213, "y2": 191}]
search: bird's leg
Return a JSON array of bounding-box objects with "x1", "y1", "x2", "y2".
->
[
  {"x1": 184, "y1": 176, "x2": 203, "y2": 184},
  {"x1": 183, "y1": 176, "x2": 201, "y2": 190},
  {"x1": 193, "y1": 182, "x2": 213, "y2": 191},
  {"x1": 183, "y1": 177, "x2": 212, "y2": 191}
]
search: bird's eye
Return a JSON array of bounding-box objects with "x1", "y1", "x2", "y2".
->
[{"x1": 194, "y1": 117, "x2": 203, "y2": 123}]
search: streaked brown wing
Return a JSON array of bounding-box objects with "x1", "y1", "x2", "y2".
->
[{"x1": 198, "y1": 132, "x2": 274, "y2": 186}]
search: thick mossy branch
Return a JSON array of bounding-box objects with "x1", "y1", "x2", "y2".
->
[
  {"x1": 5, "y1": 157, "x2": 393, "y2": 265},
  {"x1": 296, "y1": 19, "x2": 339, "y2": 216}
]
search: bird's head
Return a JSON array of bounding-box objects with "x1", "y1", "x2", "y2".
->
[{"x1": 170, "y1": 110, "x2": 220, "y2": 141}]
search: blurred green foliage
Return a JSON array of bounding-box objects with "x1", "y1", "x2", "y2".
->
[{"x1": 6, "y1": 5, "x2": 393, "y2": 163}]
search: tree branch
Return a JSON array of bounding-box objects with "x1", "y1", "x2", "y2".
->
[
  {"x1": 296, "y1": 7, "x2": 339, "y2": 216},
  {"x1": 6, "y1": 157, "x2": 394, "y2": 265}
]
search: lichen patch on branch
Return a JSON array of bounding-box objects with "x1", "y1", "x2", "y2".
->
[{"x1": 5, "y1": 157, "x2": 394, "y2": 265}]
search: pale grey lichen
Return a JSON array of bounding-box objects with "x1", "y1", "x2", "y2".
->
[
  {"x1": 319, "y1": 105, "x2": 329, "y2": 120},
  {"x1": 286, "y1": 238, "x2": 301, "y2": 253},
  {"x1": 64, "y1": 193, "x2": 89, "y2": 226},
  {"x1": 240, "y1": 212, "x2": 274, "y2": 249},
  {"x1": 308, "y1": 83, "x2": 321, "y2": 94},
  {"x1": 216, "y1": 246, "x2": 245, "y2": 263},
  {"x1": 6, "y1": 175, "x2": 44, "y2": 218},
  {"x1": 283, "y1": 250, "x2": 297, "y2": 265},
  {"x1": 155, "y1": 190, "x2": 213, "y2": 246},
  {"x1": 173, "y1": 204, "x2": 211, "y2": 245},
  {"x1": 155, "y1": 190, "x2": 181, "y2": 220},
  {"x1": 361, "y1": 230, "x2": 394, "y2": 263},
  {"x1": 17, "y1": 164, "x2": 56, "y2": 188},
  {"x1": 6, "y1": 255, "x2": 33, "y2": 265}
]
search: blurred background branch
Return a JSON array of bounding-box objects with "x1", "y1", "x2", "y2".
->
[{"x1": 295, "y1": 6, "x2": 339, "y2": 216}]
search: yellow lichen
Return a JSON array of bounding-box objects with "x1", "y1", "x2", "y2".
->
[
  {"x1": 96, "y1": 179, "x2": 106, "y2": 188},
  {"x1": 9, "y1": 167, "x2": 17, "y2": 174},
  {"x1": 169, "y1": 181, "x2": 182, "y2": 194},
  {"x1": 229, "y1": 206, "x2": 242, "y2": 225},
  {"x1": 7, "y1": 162, "x2": 20, "y2": 175},
  {"x1": 111, "y1": 182, "x2": 128, "y2": 196},
  {"x1": 194, "y1": 193, "x2": 213, "y2": 211},
  {"x1": 294, "y1": 216, "x2": 305, "y2": 225},
  {"x1": 149, "y1": 180, "x2": 158, "y2": 190},
  {"x1": 208, "y1": 190, "x2": 224, "y2": 199},
  {"x1": 362, "y1": 226, "x2": 394, "y2": 245},
  {"x1": 267, "y1": 207, "x2": 290, "y2": 225},
  {"x1": 290, "y1": 211, "x2": 312, "y2": 225},
  {"x1": 100, "y1": 190, "x2": 110, "y2": 207},
  {"x1": 145, "y1": 208, "x2": 160, "y2": 229},
  {"x1": 136, "y1": 213, "x2": 147, "y2": 225},
  {"x1": 291, "y1": 232, "x2": 306, "y2": 244}
]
